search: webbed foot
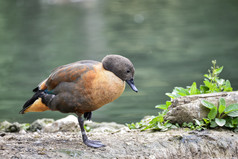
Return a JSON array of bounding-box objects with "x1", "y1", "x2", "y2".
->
[
  {"x1": 77, "y1": 115, "x2": 106, "y2": 148},
  {"x1": 84, "y1": 139, "x2": 105, "y2": 148}
]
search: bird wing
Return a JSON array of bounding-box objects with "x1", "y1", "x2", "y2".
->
[
  {"x1": 45, "y1": 60, "x2": 100, "y2": 91},
  {"x1": 20, "y1": 60, "x2": 100, "y2": 114}
]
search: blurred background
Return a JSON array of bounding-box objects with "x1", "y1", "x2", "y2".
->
[{"x1": 0, "y1": 0, "x2": 238, "y2": 124}]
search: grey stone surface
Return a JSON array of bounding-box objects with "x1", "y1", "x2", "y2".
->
[
  {"x1": 0, "y1": 114, "x2": 238, "y2": 158},
  {"x1": 165, "y1": 91, "x2": 238, "y2": 124}
]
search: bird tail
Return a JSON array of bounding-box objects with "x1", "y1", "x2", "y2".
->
[{"x1": 19, "y1": 87, "x2": 50, "y2": 114}]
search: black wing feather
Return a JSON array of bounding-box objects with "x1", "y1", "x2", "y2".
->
[{"x1": 19, "y1": 90, "x2": 44, "y2": 114}]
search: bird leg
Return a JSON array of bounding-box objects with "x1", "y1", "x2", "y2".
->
[
  {"x1": 84, "y1": 112, "x2": 92, "y2": 120},
  {"x1": 77, "y1": 116, "x2": 105, "y2": 148}
]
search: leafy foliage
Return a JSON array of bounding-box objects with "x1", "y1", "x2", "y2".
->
[
  {"x1": 166, "y1": 60, "x2": 232, "y2": 100},
  {"x1": 84, "y1": 124, "x2": 91, "y2": 132},
  {"x1": 127, "y1": 108, "x2": 178, "y2": 131},
  {"x1": 182, "y1": 119, "x2": 206, "y2": 131},
  {"x1": 201, "y1": 98, "x2": 238, "y2": 129},
  {"x1": 127, "y1": 60, "x2": 237, "y2": 132}
]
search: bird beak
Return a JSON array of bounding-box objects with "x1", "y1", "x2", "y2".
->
[{"x1": 126, "y1": 79, "x2": 138, "y2": 93}]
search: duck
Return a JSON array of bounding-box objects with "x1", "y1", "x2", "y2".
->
[{"x1": 20, "y1": 54, "x2": 138, "y2": 148}]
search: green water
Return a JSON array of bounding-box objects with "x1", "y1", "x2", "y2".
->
[{"x1": 0, "y1": 0, "x2": 238, "y2": 124}]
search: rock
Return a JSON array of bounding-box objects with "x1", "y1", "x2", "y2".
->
[
  {"x1": 43, "y1": 115, "x2": 79, "y2": 132},
  {"x1": 165, "y1": 91, "x2": 238, "y2": 124},
  {"x1": 19, "y1": 129, "x2": 26, "y2": 134},
  {"x1": 0, "y1": 121, "x2": 21, "y2": 132},
  {"x1": 6, "y1": 124, "x2": 20, "y2": 132},
  {"x1": 28, "y1": 122, "x2": 42, "y2": 132},
  {"x1": 42, "y1": 115, "x2": 127, "y2": 133},
  {"x1": 0, "y1": 117, "x2": 238, "y2": 158},
  {"x1": 0, "y1": 121, "x2": 11, "y2": 131},
  {"x1": 85, "y1": 121, "x2": 127, "y2": 133},
  {"x1": 28, "y1": 118, "x2": 54, "y2": 132}
]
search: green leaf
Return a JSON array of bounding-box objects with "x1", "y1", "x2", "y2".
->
[
  {"x1": 231, "y1": 118, "x2": 238, "y2": 125},
  {"x1": 224, "y1": 104, "x2": 238, "y2": 114},
  {"x1": 190, "y1": 82, "x2": 197, "y2": 95},
  {"x1": 149, "y1": 116, "x2": 158, "y2": 125},
  {"x1": 127, "y1": 123, "x2": 137, "y2": 129},
  {"x1": 200, "y1": 85, "x2": 209, "y2": 93},
  {"x1": 156, "y1": 122, "x2": 162, "y2": 128},
  {"x1": 170, "y1": 125, "x2": 178, "y2": 129},
  {"x1": 225, "y1": 118, "x2": 234, "y2": 128},
  {"x1": 156, "y1": 113, "x2": 164, "y2": 123},
  {"x1": 177, "y1": 92, "x2": 188, "y2": 96},
  {"x1": 166, "y1": 93, "x2": 179, "y2": 99},
  {"x1": 227, "y1": 111, "x2": 238, "y2": 117},
  {"x1": 174, "y1": 87, "x2": 185, "y2": 93},
  {"x1": 201, "y1": 100, "x2": 216, "y2": 109},
  {"x1": 215, "y1": 66, "x2": 223, "y2": 74},
  {"x1": 194, "y1": 119, "x2": 201, "y2": 126},
  {"x1": 182, "y1": 122, "x2": 187, "y2": 127},
  {"x1": 174, "y1": 87, "x2": 189, "y2": 96},
  {"x1": 224, "y1": 80, "x2": 233, "y2": 91},
  {"x1": 203, "y1": 118, "x2": 210, "y2": 124},
  {"x1": 187, "y1": 122, "x2": 194, "y2": 127},
  {"x1": 155, "y1": 104, "x2": 168, "y2": 110},
  {"x1": 199, "y1": 120, "x2": 205, "y2": 125},
  {"x1": 203, "y1": 80, "x2": 211, "y2": 87},
  {"x1": 204, "y1": 74, "x2": 210, "y2": 79},
  {"x1": 218, "y1": 98, "x2": 226, "y2": 115},
  {"x1": 166, "y1": 101, "x2": 172, "y2": 107},
  {"x1": 84, "y1": 125, "x2": 91, "y2": 132},
  {"x1": 216, "y1": 79, "x2": 225, "y2": 86},
  {"x1": 215, "y1": 118, "x2": 226, "y2": 127},
  {"x1": 20, "y1": 123, "x2": 31, "y2": 130},
  {"x1": 165, "y1": 123, "x2": 172, "y2": 128},
  {"x1": 210, "y1": 121, "x2": 218, "y2": 128},
  {"x1": 219, "y1": 98, "x2": 226, "y2": 107},
  {"x1": 208, "y1": 107, "x2": 217, "y2": 120},
  {"x1": 225, "y1": 80, "x2": 231, "y2": 87}
]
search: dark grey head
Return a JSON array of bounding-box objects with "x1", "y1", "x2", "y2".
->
[{"x1": 102, "y1": 55, "x2": 138, "y2": 92}]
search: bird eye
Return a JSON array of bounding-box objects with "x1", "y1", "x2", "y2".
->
[{"x1": 127, "y1": 70, "x2": 130, "y2": 73}]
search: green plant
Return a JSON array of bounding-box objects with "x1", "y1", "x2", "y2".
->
[
  {"x1": 127, "y1": 111, "x2": 178, "y2": 131},
  {"x1": 202, "y1": 60, "x2": 233, "y2": 93},
  {"x1": 182, "y1": 119, "x2": 206, "y2": 131},
  {"x1": 141, "y1": 110, "x2": 175, "y2": 131},
  {"x1": 127, "y1": 60, "x2": 235, "y2": 131},
  {"x1": 84, "y1": 124, "x2": 91, "y2": 132},
  {"x1": 20, "y1": 123, "x2": 31, "y2": 131},
  {"x1": 166, "y1": 60, "x2": 232, "y2": 100},
  {"x1": 127, "y1": 101, "x2": 178, "y2": 131},
  {"x1": 201, "y1": 98, "x2": 238, "y2": 129},
  {"x1": 127, "y1": 121, "x2": 144, "y2": 130}
]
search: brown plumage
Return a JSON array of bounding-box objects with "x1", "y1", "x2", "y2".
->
[{"x1": 20, "y1": 55, "x2": 138, "y2": 148}]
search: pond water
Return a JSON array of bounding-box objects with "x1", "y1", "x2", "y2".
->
[{"x1": 0, "y1": 0, "x2": 238, "y2": 124}]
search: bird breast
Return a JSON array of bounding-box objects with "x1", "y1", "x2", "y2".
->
[{"x1": 81, "y1": 63, "x2": 125, "y2": 111}]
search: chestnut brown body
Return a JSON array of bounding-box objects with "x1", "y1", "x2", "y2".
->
[{"x1": 20, "y1": 55, "x2": 138, "y2": 148}]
